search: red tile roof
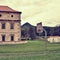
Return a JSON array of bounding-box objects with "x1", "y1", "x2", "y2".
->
[{"x1": 0, "y1": 6, "x2": 21, "y2": 13}]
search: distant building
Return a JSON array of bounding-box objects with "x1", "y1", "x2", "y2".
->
[
  {"x1": 0, "y1": 6, "x2": 22, "y2": 43},
  {"x1": 47, "y1": 36, "x2": 60, "y2": 43},
  {"x1": 37, "y1": 22, "x2": 43, "y2": 33}
]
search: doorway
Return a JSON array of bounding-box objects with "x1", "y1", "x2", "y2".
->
[
  {"x1": 11, "y1": 35, "x2": 14, "y2": 41},
  {"x1": 2, "y1": 35, "x2": 5, "y2": 41}
]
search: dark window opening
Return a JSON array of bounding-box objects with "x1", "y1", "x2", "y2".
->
[
  {"x1": 11, "y1": 15, "x2": 13, "y2": 17},
  {"x1": 10, "y1": 23, "x2": 14, "y2": 29},
  {"x1": 2, "y1": 23, "x2": 5, "y2": 29},
  {"x1": 11, "y1": 35, "x2": 14, "y2": 41},
  {"x1": 2, "y1": 35, "x2": 5, "y2": 41},
  {"x1": 0, "y1": 14, "x2": 2, "y2": 17}
]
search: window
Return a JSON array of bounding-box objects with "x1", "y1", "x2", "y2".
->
[
  {"x1": 2, "y1": 35, "x2": 5, "y2": 41},
  {"x1": 11, "y1": 15, "x2": 13, "y2": 17},
  {"x1": 2, "y1": 23, "x2": 5, "y2": 29},
  {"x1": 10, "y1": 23, "x2": 14, "y2": 29},
  {"x1": 0, "y1": 14, "x2": 2, "y2": 17},
  {"x1": 11, "y1": 35, "x2": 14, "y2": 41}
]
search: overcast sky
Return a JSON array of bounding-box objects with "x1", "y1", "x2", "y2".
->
[{"x1": 0, "y1": 0, "x2": 60, "y2": 26}]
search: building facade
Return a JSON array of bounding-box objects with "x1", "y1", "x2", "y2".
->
[
  {"x1": 37, "y1": 22, "x2": 43, "y2": 33},
  {"x1": 47, "y1": 36, "x2": 60, "y2": 43},
  {"x1": 0, "y1": 6, "x2": 22, "y2": 42}
]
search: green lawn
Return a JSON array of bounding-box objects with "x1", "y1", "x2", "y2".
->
[{"x1": 0, "y1": 40, "x2": 60, "y2": 60}]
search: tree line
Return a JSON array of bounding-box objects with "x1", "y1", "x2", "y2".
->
[{"x1": 21, "y1": 23, "x2": 60, "y2": 40}]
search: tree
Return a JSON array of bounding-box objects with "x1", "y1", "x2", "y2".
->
[
  {"x1": 29, "y1": 27, "x2": 36, "y2": 40},
  {"x1": 49, "y1": 28, "x2": 55, "y2": 36},
  {"x1": 21, "y1": 26, "x2": 30, "y2": 40}
]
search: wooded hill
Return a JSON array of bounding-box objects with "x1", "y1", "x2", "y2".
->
[{"x1": 21, "y1": 22, "x2": 60, "y2": 39}]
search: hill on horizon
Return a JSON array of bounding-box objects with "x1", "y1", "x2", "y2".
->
[
  {"x1": 21, "y1": 22, "x2": 60, "y2": 36},
  {"x1": 21, "y1": 22, "x2": 36, "y2": 28},
  {"x1": 21, "y1": 22, "x2": 52, "y2": 27}
]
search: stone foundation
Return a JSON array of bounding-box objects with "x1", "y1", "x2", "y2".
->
[{"x1": 0, "y1": 41, "x2": 27, "y2": 44}]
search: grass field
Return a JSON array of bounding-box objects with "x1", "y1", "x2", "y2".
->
[{"x1": 0, "y1": 40, "x2": 60, "y2": 60}]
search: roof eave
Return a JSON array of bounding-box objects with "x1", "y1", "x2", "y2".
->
[{"x1": 0, "y1": 11, "x2": 22, "y2": 14}]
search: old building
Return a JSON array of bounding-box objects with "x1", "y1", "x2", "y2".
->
[
  {"x1": 47, "y1": 36, "x2": 60, "y2": 43},
  {"x1": 0, "y1": 6, "x2": 22, "y2": 42},
  {"x1": 37, "y1": 22, "x2": 43, "y2": 33}
]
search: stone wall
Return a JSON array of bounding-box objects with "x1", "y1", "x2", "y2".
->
[
  {"x1": 0, "y1": 12, "x2": 21, "y2": 20},
  {"x1": 47, "y1": 36, "x2": 60, "y2": 43},
  {"x1": 0, "y1": 12, "x2": 21, "y2": 42}
]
